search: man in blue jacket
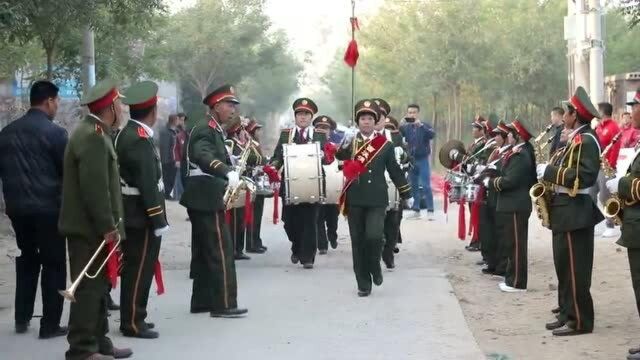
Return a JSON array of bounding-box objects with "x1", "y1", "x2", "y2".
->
[{"x1": 0, "y1": 80, "x2": 68, "y2": 338}]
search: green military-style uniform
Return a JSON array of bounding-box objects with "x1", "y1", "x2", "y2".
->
[
  {"x1": 245, "y1": 120, "x2": 269, "y2": 253},
  {"x1": 59, "y1": 80, "x2": 125, "y2": 360},
  {"x1": 116, "y1": 81, "x2": 168, "y2": 338},
  {"x1": 179, "y1": 84, "x2": 245, "y2": 317},
  {"x1": 269, "y1": 98, "x2": 328, "y2": 267},
  {"x1": 314, "y1": 115, "x2": 340, "y2": 254},
  {"x1": 336, "y1": 100, "x2": 411, "y2": 296},
  {"x1": 541, "y1": 87, "x2": 603, "y2": 335}
]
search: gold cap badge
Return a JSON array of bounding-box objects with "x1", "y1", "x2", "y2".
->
[
  {"x1": 364, "y1": 101, "x2": 371, "y2": 107},
  {"x1": 302, "y1": 99, "x2": 308, "y2": 105}
]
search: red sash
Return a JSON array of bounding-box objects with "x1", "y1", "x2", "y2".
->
[{"x1": 339, "y1": 134, "x2": 387, "y2": 215}]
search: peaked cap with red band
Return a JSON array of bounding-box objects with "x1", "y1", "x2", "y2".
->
[
  {"x1": 122, "y1": 80, "x2": 158, "y2": 112},
  {"x1": 225, "y1": 115, "x2": 243, "y2": 134},
  {"x1": 203, "y1": 84, "x2": 240, "y2": 108},
  {"x1": 312, "y1": 115, "x2": 337, "y2": 130},
  {"x1": 245, "y1": 119, "x2": 263, "y2": 134},
  {"x1": 293, "y1": 98, "x2": 318, "y2": 115},
  {"x1": 385, "y1": 115, "x2": 399, "y2": 130},
  {"x1": 471, "y1": 115, "x2": 487, "y2": 131},
  {"x1": 373, "y1": 98, "x2": 391, "y2": 116},
  {"x1": 507, "y1": 117, "x2": 533, "y2": 142},
  {"x1": 491, "y1": 120, "x2": 510, "y2": 135},
  {"x1": 354, "y1": 99, "x2": 381, "y2": 123},
  {"x1": 627, "y1": 87, "x2": 640, "y2": 106},
  {"x1": 562, "y1": 86, "x2": 601, "y2": 121},
  {"x1": 81, "y1": 79, "x2": 123, "y2": 113}
]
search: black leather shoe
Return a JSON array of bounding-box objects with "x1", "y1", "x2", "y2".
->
[
  {"x1": 15, "y1": 321, "x2": 29, "y2": 334},
  {"x1": 303, "y1": 263, "x2": 314, "y2": 269},
  {"x1": 481, "y1": 267, "x2": 495, "y2": 275},
  {"x1": 234, "y1": 253, "x2": 251, "y2": 260},
  {"x1": 190, "y1": 307, "x2": 211, "y2": 314},
  {"x1": 545, "y1": 319, "x2": 565, "y2": 330},
  {"x1": 107, "y1": 296, "x2": 120, "y2": 311},
  {"x1": 39, "y1": 325, "x2": 68, "y2": 339},
  {"x1": 393, "y1": 247, "x2": 400, "y2": 254},
  {"x1": 465, "y1": 244, "x2": 480, "y2": 252},
  {"x1": 145, "y1": 322, "x2": 155, "y2": 330},
  {"x1": 318, "y1": 249, "x2": 328, "y2": 255},
  {"x1": 373, "y1": 274, "x2": 383, "y2": 286},
  {"x1": 357, "y1": 289, "x2": 371, "y2": 297},
  {"x1": 552, "y1": 325, "x2": 591, "y2": 336},
  {"x1": 475, "y1": 260, "x2": 486, "y2": 266},
  {"x1": 121, "y1": 328, "x2": 159, "y2": 339},
  {"x1": 291, "y1": 254, "x2": 299, "y2": 264},
  {"x1": 109, "y1": 347, "x2": 133, "y2": 359},
  {"x1": 551, "y1": 307, "x2": 561, "y2": 314},
  {"x1": 246, "y1": 248, "x2": 266, "y2": 254},
  {"x1": 629, "y1": 345, "x2": 640, "y2": 354},
  {"x1": 259, "y1": 246, "x2": 268, "y2": 251},
  {"x1": 210, "y1": 308, "x2": 248, "y2": 318},
  {"x1": 330, "y1": 239, "x2": 338, "y2": 249},
  {"x1": 383, "y1": 258, "x2": 395, "y2": 270}
]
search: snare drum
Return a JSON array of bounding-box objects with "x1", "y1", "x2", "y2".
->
[
  {"x1": 463, "y1": 183, "x2": 480, "y2": 203},
  {"x1": 323, "y1": 161, "x2": 343, "y2": 204},
  {"x1": 283, "y1": 143, "x2": 324, "y2": 205},
  {"x1": 254, "y1": 171, "x2": 274, "y2": 197},
  {"x1": 385, "y1": 173, "x2": 400, "y2": 210},
  {"x1": 448, "y1": 184, "x2": 464, "y2": 203}
]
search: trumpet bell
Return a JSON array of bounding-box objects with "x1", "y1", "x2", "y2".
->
[
  {"x1": 58, "y1": 289, "x2": 76, "y2": 302},
  {"x1": 604, "y1": 198, "x2": 621, "y2": 218},
  {"x1": 529, "y1": 183, "x2": 546, "y2": 199}
]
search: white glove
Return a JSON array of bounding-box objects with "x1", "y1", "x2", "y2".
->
[
  {"x1": 606, "y1": 177, "x2": 621, "y2": 194},
  {"x1": 340, "y1": 133, "x2": 354, "y2": 149},
  {"x1": 475, "y1": 165, "x2": 486, "y2": 173},
  {"x1": 449, "y1": 149, "x2": 459, "y2": 160},
  {"x1": 482, "y1": 177, "x2": 490, "y2": 187},
  {"x1": 465, "y1": 164, "x2": 474, "y2": 173},
  {"x1": 227, "y1": 170, "x2": 240, "y2": 187},
  {"x1": 154, "y1": 225, "x2": 170, "y2": 237},
  {"x1": 536, "y1": 163, "x2": 548, "y2": 180}
]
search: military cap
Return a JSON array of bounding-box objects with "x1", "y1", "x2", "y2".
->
[
  {"x1": 471, "y1": 115, "x2": 487, "y2": 130},
  {"x1": 627, "y1": 88, "x2": 640, "y2": 106},
  {"x1": 373, "y1": 98, "x2": 391, "y2": 116},
  {"x1": 203, "y1": 84, "x2": 240, "y2": 108},
  {"x1": 245, "y1": 119, "x2": 262, "y2": 134},
  {"x1": 491, "y1": 120, "x2": 510, "y2": 135},
  {"x1": 562, "y1": 86, "x2": 600, "y2": 120},
  {"x1": 312, "y1": 115, "x2": 336, "y2": 130},
  {"x1": 438, "y1": 139, "x2": 466, "y2": 169},
  {"x1": 122, "y1": 80, "x2": 158, "y2": 111},
  {"x1": 385, "y1": 115, "x2": 399, "y2": 130},
  {"x1": 354, "y1": 99, "x2": 380, "y2": 123},
  {"x1": 225, "y1": 115, "x2": 243, "y2": 134},
  {"x1": 292, "y1": 98, "x2": 318, "y2": 115},
  {"x1": 81, "y1": 79, "x2": 123, "y2": 113},
  {"x1": 507, "y1": 117, "x2": 533, "y2": 142}
]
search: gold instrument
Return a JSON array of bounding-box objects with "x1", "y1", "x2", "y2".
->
[
  {"x1": 602, "y1": 132, "x2": 623, "y2": 224},
  {"x1": 223, "y1": 141, "x2": 256, "y2": 210},
  {"x1": 529, "y1": 124, "x2": 555, "y2": 229}
]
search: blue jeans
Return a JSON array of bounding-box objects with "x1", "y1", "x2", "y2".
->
[
  {"x1": 173, "y1": 168, "x2": 184, "y2": 200},
  {"x1": 408, "y1": 157, "x2": 434, "y2": 212}
]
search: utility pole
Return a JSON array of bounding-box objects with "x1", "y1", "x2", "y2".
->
[
  {"x1": 81, "y1": 25, "x2": 96, "y2": 89},
  {"x1": 587, "y1": 0, "x2": 604, "y2": 103}
]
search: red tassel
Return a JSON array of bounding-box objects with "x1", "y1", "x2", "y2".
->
[
  {"x1": 263, "y1": 165, "x2": 280, "y2": 182},
  {"x1": 458, "y1": 200, "x2": 466, "y2": 241},
  {"x1": 244, "y1": 191, "x2": 254, "y2": 226},
  {"x1": 343, "y1": 159, "x2": 366, "y2": 180},
  {"x1": 323, "y1": 142, "x2": 337, "y2": 164},
  {"x1": 273, "y1": 188, "x2": 280, "y2": 224},
  {"x1": 105, "y1": 241, "x2": 119, "y2": 289},
  {"x1": 225, "y1": 210, "x2": 231, "y2": 225},
  {"x1": 344, "y1": 40, "x2": 360, "y2": 68},
  {"x1": 154, "y1": 260, "x2": 165, "y2": 295},
  {"x1": 350, "y1": 17, "x2": 360, "y2": 31},
  {"x1": 443, "y1": 181, "x2": 450, "y2": 215}
]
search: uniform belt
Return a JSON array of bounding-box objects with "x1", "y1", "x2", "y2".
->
[
  {"x1": 121, "y1": 186, "x2": 141, "y2": 196},
  {"x1": 553, "y1": 185, "x2": 592, "y2": 195},
  {"x1": 188, "y1": 168, "x2": 213, "y2": 177}
]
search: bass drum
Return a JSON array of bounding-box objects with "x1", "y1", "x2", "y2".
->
[
  {"x1": 323, "y1": 161, "x2": 343, "y2": 204},
  {"x1": 228, "y1": 189, "x2": 256, "y2": 209},
  {"x1": 386, "y1": 173, "x2": 400, "y2": 211},
  {"x1": 283, "y1": 142, "x2": 324, "y2": 205}
]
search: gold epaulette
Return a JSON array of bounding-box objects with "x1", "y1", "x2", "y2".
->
[
  {"x1": 146, "y1": 206, "x2": 163, "y2": 217},
  {"x1": 397, "y1": 184, "x2": 411, "y2": 194}
]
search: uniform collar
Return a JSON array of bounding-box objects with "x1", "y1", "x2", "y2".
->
[
  {"x1": 359, "y1": 131, "x2": 375, "y2": 141},
  {"x1": 473, "y1": 137, "x2": 484, "y2": 145},
  {"x1": 87, "y1": 113, "x2": 112, "y2": 135},
  {"x1": 130, "y1": 119, "x2": 154, "y2": 137},
  {"x1": 512, "y1": 142, "x2": 525, "y2": 151},
  {"x1": 568, "y1": 124, "x2": 589, "y2": 141},
  {"x1": 499, "y1": 144, "x2": 511, "y2": 153}
]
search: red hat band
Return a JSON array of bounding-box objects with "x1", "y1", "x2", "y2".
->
[
  {"x1": 207, "y1": 93, "x2": 236, "y2": 107},
  {"x1": 88, "y1": 88, "x2": 119, "y2": 113},
  {"x1": 512, "y1": 120, "x2": 531, "y2": 142},
  {"x1": 569, "y1": 95, "x2": 592, "y2": 120},
  {"x1": 129, "y1": 96, "x2": 158, "y2": 110},
  {"x1": 294, "y1": 105, "x2": 315, "y2": 114}
]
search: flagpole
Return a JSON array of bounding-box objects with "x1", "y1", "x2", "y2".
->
[{"x1": 350, "y1": 0, "x2": 356, "y2": 126}]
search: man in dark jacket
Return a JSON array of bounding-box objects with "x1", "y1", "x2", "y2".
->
[
  {"x1": 159, "y1": 114, "x2": 178, "y2": 199},
  {"x1": 0, "y1": 80, "x2": 68, "y2": 338}
]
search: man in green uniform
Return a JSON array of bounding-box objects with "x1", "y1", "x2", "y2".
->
[
  {"x1": 179, "y1": 84, "x2": 248, "y2": 318},
  {"x1": 313, "y1": 114, "x2": 340, "y2": 254},
  {"x1": 59, "y1": 79, "x2": 132, "y2": 360},
  {"x1": 537, "y1": 86, "x2": 603, "y2": 336},
  {"x1": 384, "y1": 115, "x2": 408, "y2": 253},
  {"x1": 266, "y1": 98, "x2": 329, "y2": 269},
  {"x1": 606, "y1": 88, "x2": 640, "y2": 359},
  {"x1": 336, "y1": 100, "x2": 411, "y2": 296},
  {"x1": 245, "y1": 119, "x2": 269, "y2": 254},
  {"x1": 116, "y1": 81, "x2": 168, "y2": 339},
  {"x1": 483, "y1": 119, "x2": 536, "y2": 292}
]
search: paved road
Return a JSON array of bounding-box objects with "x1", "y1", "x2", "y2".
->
[{"x1": 0, "y1": 203, "x2": 485, "y2": 360}]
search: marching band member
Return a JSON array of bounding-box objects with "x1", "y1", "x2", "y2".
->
[
  {"x1": 180, "y1": 84, "x2": 248, "y2": 318},
  {"x1": 538, "y1": 86, "x2": 603, "y2": 336},
  {"x1": 116, "y1": 81, "x2": 168, "y2": 339},
  {"x1": 313, "y1": 115, "x2": 340, "y2": 254},
  {"x1": 483, "y1": 118, "x2": 536, "y2": 293},
  {"x1": 336, "y1": 100, "x2": 411, "y2": 297},
  {"x1": 384, "y1": 115, "x2": 407, "y2": 253},
  {"x1": 606, "y1": 88, "x2": 640, "y2": 358},
  {"x1": 594, "y1": 102, "x2": 621, "y2": 238},
  {"x1": 59, "y1": 79, "x2": 132, "y2": 359},
  {"x1": 245, "y1": 119, "x2": 268, "y2": 254}
]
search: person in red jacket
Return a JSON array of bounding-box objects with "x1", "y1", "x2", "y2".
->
[{"x1": 595, "y1": 102, "x2": 621, "y2": 238}]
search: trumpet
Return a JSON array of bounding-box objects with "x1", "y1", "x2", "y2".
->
[
  {"x1": 529, "y1": 124, "x2": 555, "y2": 228},
  {"x1": 223, "y1": 141, "x2": 257, "y2": 210},
  {"x1": 602, "y1": 132, "x2": 623, "y2": 224}
]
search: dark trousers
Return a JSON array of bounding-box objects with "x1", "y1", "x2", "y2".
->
[
  {"x1": 347, "y1": 206, "x2": 386, "y2": 292},
  {"x1": 282, "y1": 203, "x2": 319, "y2": 264},
  {"x1": 247, "y1": 195, "x2": 265, "y2": 250},
  {"x1": 553, "y1": 232, "x2": 567, "y2": 321},
  {"x1": 480, "y1": 204, "x2": 498, "y2": 269},
  {"x1": 119, "y1": 226, "x2": 161, "y2": 334},
  {"x1": 65, "y1": 236, "x2": 114, "y2": 360},
  {"x1": 162, "y1": 162, "x2": 177, "y2": 198},
  {"x1": 231, "y1": 207, "x2": 246, "y2": 254},
  {"x1": 9, "y1": 214, "x2": 66, "y2": 330},
  {"x1": 382, "y1": 209, "x2": 401, "y2": 265},
  {"x1": 188, "y1": 209, "x2": 238, "y2": 311},
  {"x1": 552, "y1": 227, "x2": 595, "y2": 332},
  {"x1": 628, "y1": 248, "x2": 640, "y2": 318},
  {"x1": 497, "y1": 211, "x2": 529, "y2": 289},
  {"x1": 318, "y1": 204, "x2": 339, "y2": 250}
]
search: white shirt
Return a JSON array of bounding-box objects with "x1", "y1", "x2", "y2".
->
[
  {"x1": 130, "y1": 119, "x2": 154, "y2": 137},
  {"x1": 360, "y1": 132, "x2": 375, "y2": 141},
  {"x1": 296, "y1": 126, "x2": 312, "y2": 141}
]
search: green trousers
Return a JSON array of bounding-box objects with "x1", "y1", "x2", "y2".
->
[
  {"x1": 552, "y1": 227, "x2": 594, "y2": 332},
  {"x1": 553, "y1": 231, "x2": 567, "y2": 321},
  {"x1": 119, "y1": 226, "x2": 161, "y2": 334},
  {"x1": 496, "y1": 211, "x2": 529, "y2": 289},
  {"x1": 628, "y1": 248, "x2": 640, "y2": 318},
  {"x1": 231, "y1": 207, "x2": 246, "y2": 255},
  {"x1": 382, "y1": 209, "x2": 401, "y2": 265},
  {"x1": 247, "y1": 195, "x2": 265, "y2": 250},
  {"x1": 347, "y1": 206, "x2": 386, "y2": 292},
  {"x1": 188, "y1": 209, "x2": 238, "y2": 312},
  {"x1": 65, "y1": 236, "x2": 114, "y2": 360},
  {"x1": 479, "y1": 203, "x2": 497, "y2": 266}
]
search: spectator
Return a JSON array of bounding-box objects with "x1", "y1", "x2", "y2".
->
[
  {"x1": 620, "y1": 111, "x2": 640, "y2": 148},
  {"x1": 159, "y1": 114, "x2": 179, "y2": 199},
  {"x1": 549, "y1": 107, "x2": 565, "y2": 155},
  {"x1": 621, "y1": 111, "x2": 632, "y2": 129},
  {"x1": 0, "y1": 80, "x2": 68, "y2": 338},
  {"x1": 173, "y1": 112, "x2": 187, "y2": 200},
  {"x1": 595, "y1": 102, "x2": 621, "y2": 238},
  {"x1": 400, "y1": 103, "x2": 435, "y2": 220}
]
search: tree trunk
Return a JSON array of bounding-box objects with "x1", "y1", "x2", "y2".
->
[
  {"x1": 45, "y1": 47, "x2": 54, "y2": 80},
  {"x1": 431, "y1": 92, "x2": 438, "y2": 167},
  {"x1": 446, "y1": 94, "x2": 452, "y2": 141}
]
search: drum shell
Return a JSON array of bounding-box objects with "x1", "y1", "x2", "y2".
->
[
  {"x1": 463, "y1": 184, "x2": 480, "y2": 203},
  {"x1": 229, "y1": 189, "x2": 256, "y2": 209},
  {"x1": 323, "y1": 161, "x2": 343, "y2": 204},
  {"x1": 283, "y1": 143, "x2": 324, "y2": 205},
  {"x1": 448, "y1": 185, "x2": 464, "y2": 203},
  {"x1": 385, "y1": 173, "x2": 400, "y2": 210}
]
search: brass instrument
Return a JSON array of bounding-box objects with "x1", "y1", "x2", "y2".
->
[
  {"x1": 529, "y1": 124, "x2": 555, "y2": 228},
  {"x1": 223, "y1": 141, "x2": 256, "y2": 210},
  {"x1": 602, "y1": 132, "x2": 623, "y2": 224}
]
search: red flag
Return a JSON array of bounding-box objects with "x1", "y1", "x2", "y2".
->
[
  {"x1": 273, "y1": 187, "x2": 280, "y2": 224},
  {"x1": 105, "y1": 241, "x2": 119, "y2": 289},
  {"x1": 154, "y1": 260, "x2": 165, "y2": 295},
  {"x1": 344, "y1": 40, "x2": 359, "y2": 68}
]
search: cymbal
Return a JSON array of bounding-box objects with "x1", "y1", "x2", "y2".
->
[{"x1": 438, "y1": 140, "x2": 466, "y2": 169}]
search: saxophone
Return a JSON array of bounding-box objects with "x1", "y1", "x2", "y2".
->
[
  {"x1": 223, "y1": 142, "x2": 256, "y2": 210},
  {"x1": 602, "y1": 132, "x2": 623, "y2": 225},
  {"x1": 529, "y1": 124, "x2": 554, "y2": 229}
]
